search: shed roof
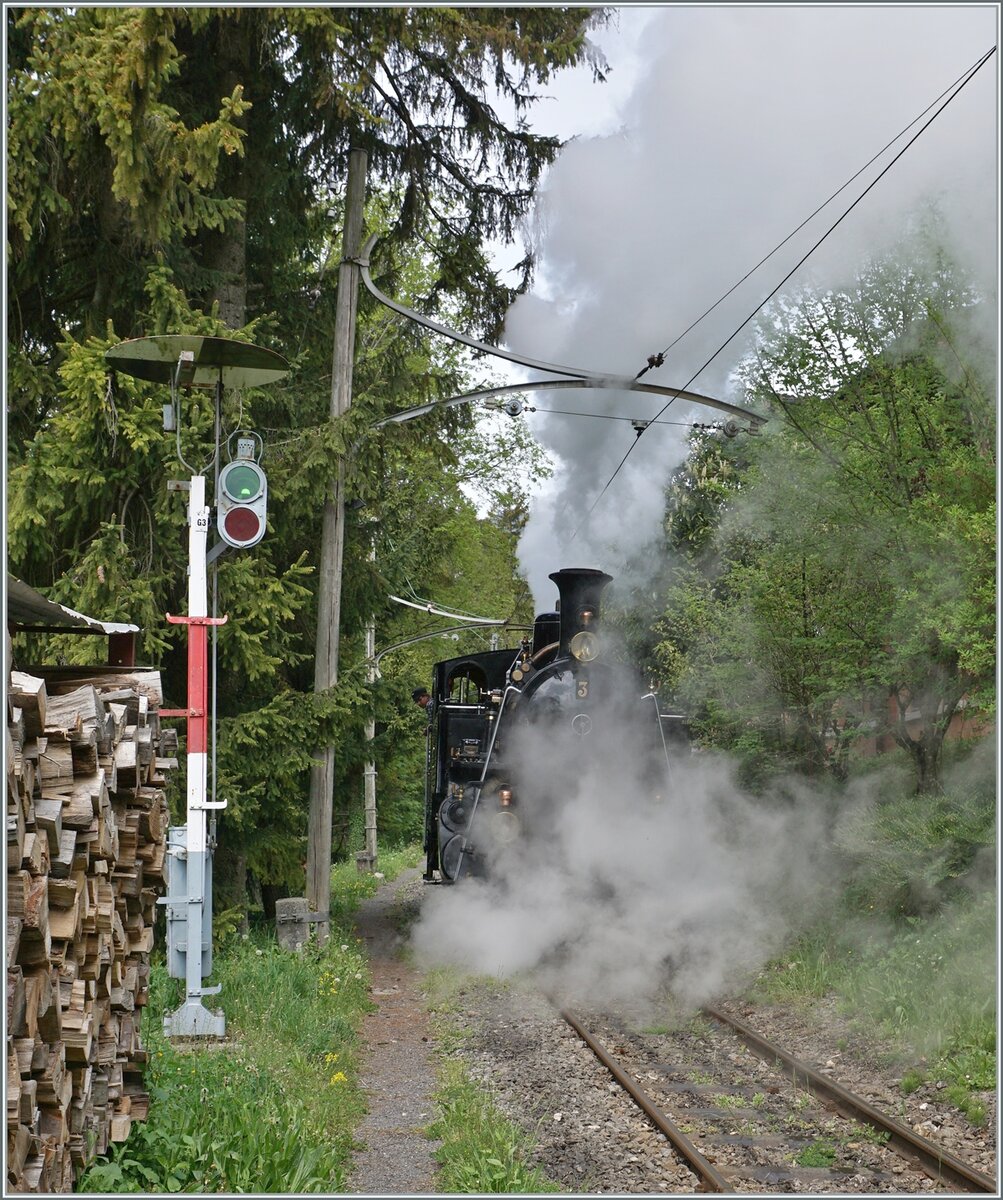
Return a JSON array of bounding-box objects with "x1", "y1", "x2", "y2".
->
[{"x1": 6, "y1": 576, "x2": 140, "y2": 635}]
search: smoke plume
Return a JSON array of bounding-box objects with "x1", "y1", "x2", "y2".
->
[
  {"x1": 410, "y1": 701, "x2": 837, "y2": 1010},
  {"x1": 503, "y1": 6, "x2": 997, "y2": 605}
]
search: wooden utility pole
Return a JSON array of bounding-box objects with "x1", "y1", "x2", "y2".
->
[{"x1": 307, "y1": 148, "x2": 368, "y2": 939}]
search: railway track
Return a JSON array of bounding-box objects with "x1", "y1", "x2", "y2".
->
[{"x1": 562, "y1": 1006, "x2": 996, "y2": 1194}]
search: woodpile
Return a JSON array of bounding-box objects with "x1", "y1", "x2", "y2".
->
[{"x1": 6, "y1": 662, "x2": 177, "y2": 1192}]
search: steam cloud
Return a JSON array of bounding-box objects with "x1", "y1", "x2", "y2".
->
[
  {"x1": 410, "y1": 697, "x2": 837, "y2": 1010},
  {"x1": 412, "y1": 8, "x2": 996, "y2": 1004},
  {"x1": 501, "y1": 6, "x2": 997, "y2": 605}
]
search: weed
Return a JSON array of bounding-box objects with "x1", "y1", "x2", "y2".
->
[
  {"x1": 428, "y1": 1059, "x2": 561, "y2": 1193},
  {"x1": 945, "y1": 1084, "x2": 986, "y2": 1126},
  {"x1": 754, "y1": 929, "x2": 847, "y2": 1002},
  {"x1": 853, "y1": 1124, "x2": 890, "y2": 1147},
  {"x1": 900, "y1": 1068, "x2": 926, "y2": 1094},
  {"x1": 750, "y1": 840, "x2": 995, "y2": 1129},
  {"x1": 795, "y1": 1139, "x2": 837, "y2": 1168},
  {"x1": 328, "y1": 844, "x2": 422, "y2": 922}
]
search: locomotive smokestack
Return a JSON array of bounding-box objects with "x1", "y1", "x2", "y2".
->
[{"x1": 548, "y1": 568, "x2": 613, "y2": 658}]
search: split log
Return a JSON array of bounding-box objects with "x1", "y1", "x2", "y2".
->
[
  {"x1": 30, "y1": 670, "x2": 163, "y2": 709},
  {"x1": 8, "y1": 799, "x2": 26, "y2": 868},
  {"x1": 9, "y1": 673, "x2": 47, "y2": 739},
  {"x1": 7, "y1": 918, "x2": 23, "y2": 969},
  {"x1": 33, "y1": 799, "x2": 63, "y2": 857},
  {"x1": 7, "y1": 967, "x2": 27, "y2": 1037},
  {"x1": 20, "y1": 832, "x2": 46, "y2": 877},
  {"x1": 39, "y1": 738, "x2": 74, "y2": 794},
  {"x1": 50, "y1": 830, "x2": 76, "y2": 880}
]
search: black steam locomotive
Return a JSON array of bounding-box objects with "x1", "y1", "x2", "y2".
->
[{"x1": 421, "y1": 568, "x2": 674, "y2": 883}]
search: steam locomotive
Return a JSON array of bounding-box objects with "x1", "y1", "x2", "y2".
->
[{"x1": 421, "y1": 568, "x2": 674, "y2": 883}]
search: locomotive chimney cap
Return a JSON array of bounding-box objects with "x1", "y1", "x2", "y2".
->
[
  {"x1": 548, "y1": 567, "x2": 614, "y2": 595},
  {"x1": 549, "y1": 567, "x2": 613, "y2": 580}
]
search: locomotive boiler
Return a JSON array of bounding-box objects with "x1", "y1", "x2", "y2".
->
[{"x1": 422, "y1": 567, "x2": 673, "y2": 883}]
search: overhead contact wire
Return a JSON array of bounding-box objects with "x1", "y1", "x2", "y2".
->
[
  {"x1": 635, "y1": 48, "x2": 996, "y2": 378},
  {"x1": 577, "y1": 44, "x2": 995, "y2": 533}
]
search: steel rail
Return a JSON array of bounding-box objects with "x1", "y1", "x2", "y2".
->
[
  {"x1": 702, "y1": 1004, "x2": 997, "y2": 1194},
  {"x1": 561, "y1": 1009, "x2": 731, "y2": 1193}
]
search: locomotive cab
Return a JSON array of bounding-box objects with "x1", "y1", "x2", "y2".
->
[{"x1": 423, "y1": 649, "x2": 516, "y2": 882}]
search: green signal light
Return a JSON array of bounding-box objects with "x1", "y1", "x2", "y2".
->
[{"x1": 223, "y1": 462, "x2": 262, "y2": 502}]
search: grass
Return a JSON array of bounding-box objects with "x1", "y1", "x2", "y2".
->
[
  {"x1": 329, "y1": 843, "x2": 423, "y2": 922},
  {"x1": 422, "y1": 966, "x2": 563, "y2": 1193},
  {"x1": 794, "y1": 1138, "x2": 838, "y2": 1167},
  {"x1": 750, "y1": 767, "x2": 996, "y2": 1126},
  {"x1": 428, "y1": 1059, "x2": 562, "y2": 1194},
  {"x1": 78, "y1": 844, "x2": 421, "y2": 1193},
  {"x1": 80, "y1": 844, "x2": 554, "y2": 1194},
  {"x1": 79, "y1": 937, "x2": 367, "y2": 1193}
]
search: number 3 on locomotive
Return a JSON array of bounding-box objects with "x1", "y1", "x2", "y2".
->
[{"x1": 576, "y1": 678, "x2": 589, "y2": 700}]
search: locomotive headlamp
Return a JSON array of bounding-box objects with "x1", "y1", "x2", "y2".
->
[
  {"x1": 580, "y1": 607, "x2": 596, "y2": 626},
  {"x1": 491, "y1": 810, "x2": 520, "y2": 845},
  {"x1": 570, "y1": 630, "x2": 600, "y2": 662}
]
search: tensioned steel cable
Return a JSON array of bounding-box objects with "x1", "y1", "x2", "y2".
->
[
  {"x1": 532, "y1": 406, "x2": 699, "y2": 429},
  {"x1": 633, "y1": 48, "x2": 998, "y2": 381},
  {"x1": 576, "y1": 44, "x2": 996, "y2": 535}
]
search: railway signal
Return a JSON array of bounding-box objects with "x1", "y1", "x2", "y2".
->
[
  {"x1": 218, "y1": 456, "x2": 267, "y2": 548},
  {"x1": 104, "y1": 334, "x2": 289, "y2": 1038}
]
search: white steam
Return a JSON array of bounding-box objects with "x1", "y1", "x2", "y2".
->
[
  {"x1": 411, "y1": 716, "x2": 836, "y2": 1009},
  {"x1": 505, "y1": 6, "x2": 997, "y2": 605}
]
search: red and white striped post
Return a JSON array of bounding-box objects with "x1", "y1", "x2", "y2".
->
[{"x1": 160, "y1": 475, "x2": 227, "y2": 1037}]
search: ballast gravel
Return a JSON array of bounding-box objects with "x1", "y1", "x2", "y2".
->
[
  {"x1": 345, "y1": 872, "x2": 996, "y2": 1195},
  {"x1": 444, "y1": 983, "x2": 696, "y2": 1193},
  {"x1": 714, "y1": 996, "x2": 997, "y2": 1183}
]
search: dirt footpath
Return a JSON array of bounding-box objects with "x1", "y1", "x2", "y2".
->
[{"x1": 345, "y1": 868, "x2": 440, "y2": 1195}]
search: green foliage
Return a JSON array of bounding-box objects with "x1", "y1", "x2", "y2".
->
[
  {"x1": 794, "y1": 1139, "x2": 837, "y2": 1168},
  {"x1": 78, "y1": 927, "x2": 372, "y2": 1193},
  {"x1": 899, "y1": 1068, "x2": 925, "y2": 1095},
  {"x1": 835, "y1": 775, "x2": 994, "y2": 918},
  {"x1": 7, "y1": 3, "x2": 580, "y2": 907},
  {"x1": 78, "y1": 1066, "x2": 339, "y2": 1193},
  {"x1": 327, "y1": 845, "x2": 422, "y2": 923},
  {"x1": 428, "y1": 1059, "x2": 561, "y2": 1194},
  {"x1": 653, "y1": 219, "x2": 994, "y2": 792},
  {"x1": 8, "y1": 7, "x2": 605, "y2": 348},
  {"x1": 752, "y1": 732, "x2": 995, "y2": 1124}
]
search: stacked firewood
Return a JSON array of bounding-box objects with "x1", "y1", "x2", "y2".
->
[{"x1": 6, "y1": 659, "x2": 177, "y2": 1192}]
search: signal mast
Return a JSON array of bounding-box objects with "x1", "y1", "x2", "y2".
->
[{"x1": 105, "y1": 335, "x2": 288, "y2": 1038}]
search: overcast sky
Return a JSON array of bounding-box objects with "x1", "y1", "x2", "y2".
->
[{"x1": 488, "y1": 4, "x2": 998, "y2": 607}]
